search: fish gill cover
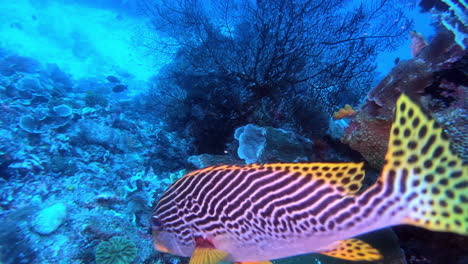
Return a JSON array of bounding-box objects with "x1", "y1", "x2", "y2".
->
[{"x1": 0, "y1": 0, "x2": 466, "y2": 264}]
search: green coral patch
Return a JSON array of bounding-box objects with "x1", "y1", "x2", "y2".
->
[{"x1": 95, "y1": 236, "x2": 137, "y2": 264}]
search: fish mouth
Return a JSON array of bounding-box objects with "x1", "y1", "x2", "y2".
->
[
  {"x1": 153, "y1": 230, "x2": 185, "y2": 255},
  {"x1": 154, "y1": 241, "x2": 171, "y2": 253},
  {"x1": 152, "y1": 228, "x2": 170, "y2": 253}
]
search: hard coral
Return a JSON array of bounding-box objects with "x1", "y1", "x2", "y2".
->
[
  {"x1": 0, "y1": 55, "x2": 41, "y2": 76},
  {"x1": 343, "y1": 31, "x2": 467, "y2": 169},
  {"x1": 52, "y1": 104, "x2": 73, "y2": 117},
  {"x1": 432, "y1": 106, "x2": 468, "y2": 161},
  {"x1": 0, "y1": 207, "x2": 37, "y2": 264},
  {"x1": 410, "y1": 31, "x2": 428, "y2": 57},
  {"x1": 342, "y1": 116, "x2": 391, "y2": 169},
  {"x1": 85, "y1": 91, "x2": 108, "y2": 107},
  {"x1": 19, "y1": 109, "x2": 73, "y2": 134},
  {"x1": 95, "y1": 236, "x2": 137, "y2": 264}
]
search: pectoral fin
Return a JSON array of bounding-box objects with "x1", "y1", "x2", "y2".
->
[
  {"x1": 320, "y1": 238, "x2": 382, "y2": 261},
  {"x1": 189, "y1": 247, "x2": 229, "y2": 264}
]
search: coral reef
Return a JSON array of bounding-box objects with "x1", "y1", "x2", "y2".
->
[
  {"x1": 410, "y1": 31, "x2": 428, "y2": 57},
  {"x1": 0, "y1": 3, "x2": 466, "y2": 264},
  {"x1": 327, "y1": 118, "x2": 351, "y2": 141},
  {"x1": 333, "y1": 104, "x2": 355, "y2": 120},
  {"x1": 234, "y1": 124, "x2": 267, "y2": 164},
  {"x1": 85, "y1": 91, "x2": 109, "y2": 107},
  {"x1": 343, "y1": 30, "x2": 467, "y2": 169},
  {"x1": 0, "y1": 55, "x2": 40, "y2": 76},
  {"x1": 343, "y1": 116, "x2": 392, "y2": 169},
  {"x1": 31, "y1": 203, "x2": 67, "y2": 235},
  {"x1": 95, "y1": 236, "x2": 137, "y2": 264},
  {"x1": 234, "y1": 124, "x2": 315, "y2": 164},
  {"x1": 19, "y1": 106, "x2": 73, "y2": 134},
  {"x1": 0, "y1": 209, "x2": 38, "y2": 264},
  {"x1": 188, "y1": 154, "x2": 240, "y2": 169},
  {"x1": 0, "y1": 50, "x2": 189, "y2": 263}
]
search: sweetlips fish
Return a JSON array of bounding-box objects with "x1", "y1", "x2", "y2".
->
[
  {"x1": 151, "y1": 94, "x2": 467, "y2": 264},
  {"x1": 106, "y1": 75, "x2": 121, "y2": 83},
  {"x1": 112, "y1": 84, "x2": 128, "y2": 93}
]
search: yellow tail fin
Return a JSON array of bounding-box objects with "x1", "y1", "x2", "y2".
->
[{"x1": 383, "y1": 94, "x2": 467, "y2": 235}]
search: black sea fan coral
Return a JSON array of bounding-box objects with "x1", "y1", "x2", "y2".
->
[{"x1": 95, "y1": 236, "x2": 137, "y2": 264}]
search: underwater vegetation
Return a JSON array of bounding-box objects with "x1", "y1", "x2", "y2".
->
[
  {"x1": 140, "y1": 0, "x2": 412, "y2": 153},
  {"x1": 0, "y1": 0, "x2": 466, "y2": 264}
]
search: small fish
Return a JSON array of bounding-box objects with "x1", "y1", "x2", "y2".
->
[
  {"x1": 112, "y1": 84, "x2": 127, "y2": 93},
  {"x1": 106, "y1": 75, "x2": 120, "y2": 83},
  {"x1": 151, "y1": 94, "x2": 467, "y2": 264}
]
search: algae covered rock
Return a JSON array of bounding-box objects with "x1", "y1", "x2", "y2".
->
[
  {"x1": 343, "y1": 31, "x2": 467, "y2": 169},
  {"x1": 235, "y1": 124, "x2": 314, "y2": 164},
  {"x1": 76, "y1": 120, "x2": 142, "y2": 152}
]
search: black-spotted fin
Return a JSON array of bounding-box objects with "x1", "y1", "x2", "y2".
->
[
  {"x1": 182, "y1": 162, "x2": 366, "y2": 195},
  {"x1": 320, "y1": 238, "x2": 382, "y2": 261},
  {"x1": 152, "y1": 93, "x2": 467, "y2": 263},
  {"x1": 243, "y1": 162, "x2": 366, "y2": 195},
  {"x1": 381, "y1": 94, "x2": 467, "y2": 235}
]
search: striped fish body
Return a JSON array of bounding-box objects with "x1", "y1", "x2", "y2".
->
[
  {"x1": 152, "y1": 94, "x2": 467, "y2": 262},
  {"x1": 154, "y1": 163, "x2": 382, "y2": 260}
]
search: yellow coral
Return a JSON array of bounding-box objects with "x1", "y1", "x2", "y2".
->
[{"x1": 333, "y1": 104, "x2": 355, "y2": 120}]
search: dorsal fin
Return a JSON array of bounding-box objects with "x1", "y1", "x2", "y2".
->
[
  {"x1": 250, "y1": 162, "x2": 366, "y2": 195},
  {"x1": 183, "y1": 162, "x2": 366, "y2": 195}
]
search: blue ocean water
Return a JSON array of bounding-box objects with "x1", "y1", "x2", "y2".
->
[{"x1": 0, "y1": 0, "x2": 466, "y2": 264}]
